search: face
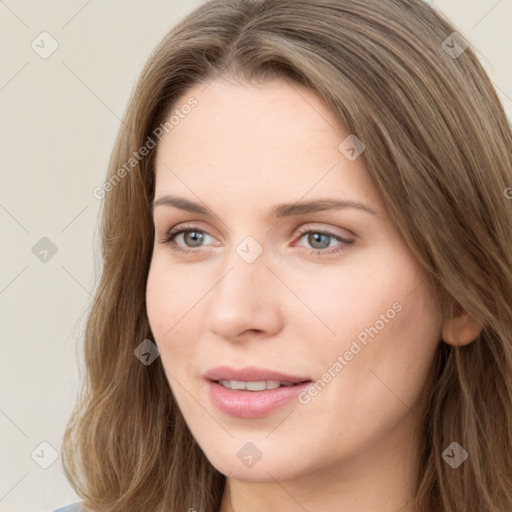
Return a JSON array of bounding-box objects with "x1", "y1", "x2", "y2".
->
[{"x1": 146, "y1": 77, "x2": 443, "y2": 485}]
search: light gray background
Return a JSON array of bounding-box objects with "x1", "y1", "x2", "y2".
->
[{"x1": 0, "y1": 1, "x2": 510, "y2": 511}]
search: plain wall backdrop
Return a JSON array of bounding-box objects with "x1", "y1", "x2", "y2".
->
[{"x1": 0, "y1": 1, "x2": 510, "y2": 511}]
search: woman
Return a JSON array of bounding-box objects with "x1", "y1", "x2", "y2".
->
[{"x1": 56, "y1": 0, "x2": 512, "y2": 511}]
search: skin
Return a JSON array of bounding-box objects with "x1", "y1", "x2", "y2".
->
[{"x1": 146, "y1": 77, "x2": 481, "y2": 512}]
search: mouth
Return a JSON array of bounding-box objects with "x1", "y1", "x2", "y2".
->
[
  {"x1": 203, "y1": 366, "x2": 314, "y2": 418},
  {"x1": 204, "y1": 365, "x2": 312, "y2": 385},
  {"x1": 214, "y1": 379, "x2": 310, "y2": 391}
]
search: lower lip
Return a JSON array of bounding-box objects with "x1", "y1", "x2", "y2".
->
[{"x1": 206, "y1": 380, "x2": 312, "y2": 419}]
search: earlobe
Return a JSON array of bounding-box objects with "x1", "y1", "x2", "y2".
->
[{"x1": 441, "y1": 311, "x2": 482, "y2": 346}]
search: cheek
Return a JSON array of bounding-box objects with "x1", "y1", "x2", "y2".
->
[
  {"x1": 146, "y1": 260, "x2": 185, "y2": 357},
  {"x1": 146, "y1": 253, "x2": 194, "y2": 336},
  {"x1": 145, "y1": 262, "x2": 170, "y2": 339},
  {"x1": 365, "y1": 280, "x2": 441, "y2": 387},
  {"x1": 302, "y1": 246, "x2": 441, "y2": 397},
  {"x1": 145, "y1": 258, "x2": 206, "y2": 372},
  {"x1": 281, "y1": 245, "x2": 425, "y2": 350},
  {"x1": 316, "y1": 260, "x2": 441, "y2": 425}
]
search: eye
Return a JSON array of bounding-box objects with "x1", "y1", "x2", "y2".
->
[
  {"x1": 158, "y1": 224, "x2": 354, "y2": 257},
  {"x1": 294, "y1": 227, "x2": 353, "y2": 256},
  {"x1": 158, "y1": 225, "x2": 214, "y2": 254}
]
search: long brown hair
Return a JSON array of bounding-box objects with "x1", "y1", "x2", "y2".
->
[{"x1": 61, "y1": 1, "x2": 512, "y2": 510}]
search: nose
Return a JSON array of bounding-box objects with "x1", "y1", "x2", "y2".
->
[{"x1": 205, "y1": 246, "x2": 283, "y2": 342}]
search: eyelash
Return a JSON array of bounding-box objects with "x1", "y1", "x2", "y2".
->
[{"x1": 158, "y1": 224, "x2": 354, "y2": 257}]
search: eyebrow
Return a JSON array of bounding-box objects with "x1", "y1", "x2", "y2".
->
[{"x1": 152, "y1": 195, "x2": 377, "y2": 218}]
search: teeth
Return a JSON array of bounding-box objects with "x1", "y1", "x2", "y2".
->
[{"x1": 217, "y1": 380, "x2": 296, "y2": 391}]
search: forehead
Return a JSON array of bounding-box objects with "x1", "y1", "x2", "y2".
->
[{"x1": 153, "y1": 78, "x2": 381, "y2": 210}]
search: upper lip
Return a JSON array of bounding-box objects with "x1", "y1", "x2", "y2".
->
[{"x1": 205, "y1": 365, "x2": 312, "y2": 384}]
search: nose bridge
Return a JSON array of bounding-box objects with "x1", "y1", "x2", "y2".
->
[
  {"x1": 214, "y1": 235, "x2": 268, "y2": 303},
  {"x1": 205, "y1": 234, "x2": 280, "y2": 338}
]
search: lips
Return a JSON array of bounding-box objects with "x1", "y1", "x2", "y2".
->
[
  {"x1": 204, "y1": 365, "x2": 312, "y2": 384},
  {"x1": 204, "y1": 365, "x2": 314, "y2": 418}
]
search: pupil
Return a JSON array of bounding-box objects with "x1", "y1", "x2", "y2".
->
[
  {"x1": 185, "y1": 231, "x2": 203, "y2": 247},
  {"x1": 310, "y1": 233, "x2": 329, "y2": 249}
]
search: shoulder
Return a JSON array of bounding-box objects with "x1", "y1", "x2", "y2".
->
[{"x1": 53, "y1": 502, "x2": 83, "y2": 512}]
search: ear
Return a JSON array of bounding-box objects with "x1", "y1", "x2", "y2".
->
[{"x1": 441, "y1": 309, "x2": 482, "y2": 346}]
